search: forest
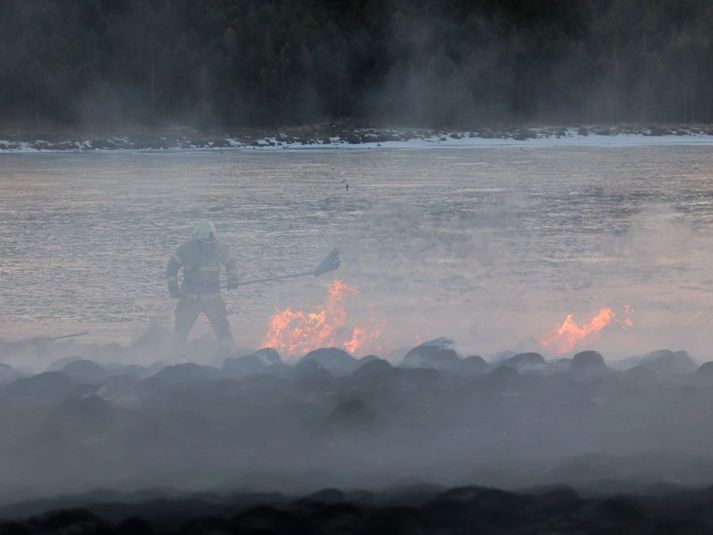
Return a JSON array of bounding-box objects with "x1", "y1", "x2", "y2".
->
[{"x1": 1, "y1": 0, "x2": 712, "y2": 129}]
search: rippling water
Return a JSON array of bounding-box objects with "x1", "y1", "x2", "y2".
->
[{"x1": 2, "y1": 146, "x2": 713, "y2": 359}]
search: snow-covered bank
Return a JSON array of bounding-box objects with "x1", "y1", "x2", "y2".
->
[{"x1": 4, "y1": 125, "x2": 713, "y2": 152}]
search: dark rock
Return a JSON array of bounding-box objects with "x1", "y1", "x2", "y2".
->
[
  {"x1": 358, "y1": 354, "x2": 381, "y2": 364},
  {"x1": 300, "y1": 347, "x2": 360, "y2": 373},
  {"x1": 623, "y1": 365, "x2": 658, "y2": 385},
  {"x1": 491, "y1": 350, "x2": 516, "y2": 362},
  {"x1": 301, "y1": 488, "x2": 347, "y2": 503},
  {"x1": 223, "y1": 348, "x2": 284, "y2": 378},
  {"x1": 618, "y1": 349, "x2": 698, "y2": 376},
  {"x1": 327, "y1": 399, "x2": 377, "y2": 429},
  {"x1": 34, "y1": 508, "x2": 113, "y2": 533},
  {"x1": 568, "y1": 351, "x2": 609, "y2": 381},
  {"x1": 648, "y1": 125, "x2": 672, "y2": 136},
  {"x1": 9, "y1": 483, "x2": 713, "y2": 533},
  {"x1": 48, "y1": 356, "x2": 83, "y2": 371},
  {"x1": 251, "y1": 348, "x2": 282, "y2": 365},
  {"x1": 222, "y1": 354, "x2": 263, "y2": 376},
  {"x1": 3, "y1": 372, "x2": 77, "y2": 404},
  {"x1": 639, "y1": 350, "x2": 697, "y2": 376},
  {"x1": 49, "y1": 395, "x2": 112, "y2": 433},
  {"x1": 294, "y1": 358, "x2": 332, "y2": 379},
  {"x1": 234, "y1": 506, "x2": 300, "y2": 533},
  {"x1": 460, "y1": 355, "x2": 489, "y2": 374},
  {"x1": 694, "y1": 361, "x2": 713, "y2": 384},
  {"x1": 486, "y1": 365, "x2": 520, "y2": 384},
  {"x1": 0, "y1": 363, "x2": 20, "y2": 384},
  {"x1": 94, "y1": 374, "x2": 143, "y2": 407},
  {"x1": 104, "y1": 363, "x2": 151, "y2": 379},
  {"x1": 352, "y1": 358, "x2": 393, "y2": 378},
  {"x1": 117, "y1": 517, "x2": 154, "y2": 534},
  {"x1": 402, "y1": 338, "x2": 462, "y2": 371},
  {"x1": 60, "y1": 359, "x2": 108, "y2": 384},
  {"x1": 147, "y1": 363, "x2": 219, "y2": 384},
  {"x1": 500, "y1": 352, "x2": 546, "y2": 372},
  {"x1": 395, "y1": 366, "x2": 441, "y2": 384},
  {"x1": 552, "y1": 358, "x2": 572, "y2": 368},
  {"x1": 598, "y1": 496, "x2": 646, "y2": 522}
]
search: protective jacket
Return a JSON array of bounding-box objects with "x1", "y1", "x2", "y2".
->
[{"x1": 166, "y1": 240, "x2": 237, "y2": 297}]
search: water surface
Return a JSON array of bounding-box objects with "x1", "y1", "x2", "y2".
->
[{"x1": 2, "y1": 146, "x2": 713, "y2": 359}]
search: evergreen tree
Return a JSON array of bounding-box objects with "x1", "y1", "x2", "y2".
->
[{"x1": 2, "y1": 0, "x2": 713, "y2": 128}]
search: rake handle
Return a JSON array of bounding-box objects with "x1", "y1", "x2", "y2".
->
[{"x1": 229, "y1": 270, "x2": 315, "y2": 288}]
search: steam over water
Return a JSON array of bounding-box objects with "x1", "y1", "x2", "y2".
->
[{"x1": 2, "y1": 146, "x2": 713, "y2": 360}]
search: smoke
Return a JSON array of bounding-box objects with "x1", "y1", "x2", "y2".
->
[
  {"x1": 361, "y1": 1, "x2": 713, "y2": 127},
  {"x1": 0, "y1": 336, "x2": 712, "y2": 504},
  {"x1": 6, "y1": 2, "x2": 713, "y2": 517}
]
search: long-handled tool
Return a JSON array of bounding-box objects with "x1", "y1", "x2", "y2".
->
[
  {"x1": 3, "y1": 331, "x2": 90, "y2": 349},
  {"x1": 228, "y1": 247, "x2": 341, "y2": 288}
]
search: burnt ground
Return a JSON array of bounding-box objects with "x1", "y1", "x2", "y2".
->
[
  {"x1": 2, "y1": 484, "x2": 713, "y2": 534},
  {"x1": 2, "y1": 340, "x2": 713, "y2": 532}
]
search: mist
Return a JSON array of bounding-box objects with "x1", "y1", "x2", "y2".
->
[
  {"x1": 5, "y1": 2, "x2": 713, "y2": 532},
  {"x1": 3, "y1": 145, "x2": 713, "y2": 509},
  {"x1": 1, "y1": 333, "x2": 713, "y2": 506}
]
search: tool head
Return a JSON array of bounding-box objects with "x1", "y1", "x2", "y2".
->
[{"x1": 313, "y1": 247, "x2": 341, "y2": 276}]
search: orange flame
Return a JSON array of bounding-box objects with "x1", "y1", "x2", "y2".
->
[
  {"x1": 539, "y1": 306, "x2": 633, "y2": 355},
  {"x1": 263, "y1": 279, "x2": 380, "y2": 357},
  {"x1": 343, "y1": 326, "x2": 383, "y2": 355}
]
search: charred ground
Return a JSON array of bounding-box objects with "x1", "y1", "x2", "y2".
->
[{"x1": 4, "y1": 484, "x2": 713, "y2": 534}]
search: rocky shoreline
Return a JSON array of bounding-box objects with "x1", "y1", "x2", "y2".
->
[
  {"x1": 3, "y1": 483, "x2": 713, "y2": 533},
  {"x1": 1, "y1": 337, "x2": 713, "y2": 532},
  {"x1": 2, "y1": 123, "x2": 713, "y2": 152}
]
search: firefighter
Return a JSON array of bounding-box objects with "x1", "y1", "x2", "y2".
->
[{"x1": 166, "y1": 221, "x2": 238, "y2": 345}]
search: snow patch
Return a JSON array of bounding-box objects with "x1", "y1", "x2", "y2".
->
[{"x1": 3, "y1": 126, "x2": 713, "y2": 153}]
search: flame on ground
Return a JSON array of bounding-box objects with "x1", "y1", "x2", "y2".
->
[
  {"x1": 263, "y1": 279, "x2": 381, "y2": 357},
  {"x1": 539, "y1": 306, "x2": 634, "y2": 355}
]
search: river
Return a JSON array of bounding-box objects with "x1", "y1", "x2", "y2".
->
[{"x1": 2, "y1": 145, "x2": 713, "y2": 360}]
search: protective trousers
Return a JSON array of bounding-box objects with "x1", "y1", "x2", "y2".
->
[{"x1": 174, "y1": 295, "x2": 234, "y2": 344}]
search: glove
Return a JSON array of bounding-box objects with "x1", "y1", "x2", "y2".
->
[
  {"x1": 169, "y1": 285, "x2": 182, "y2": 298},
  {"x1": 227, "y1": 277, "x2": 238, "y2": 290}
]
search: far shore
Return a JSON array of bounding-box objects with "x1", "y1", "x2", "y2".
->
[{"x1": 3, "y1": 123, "x2": 713, "y2": 152}]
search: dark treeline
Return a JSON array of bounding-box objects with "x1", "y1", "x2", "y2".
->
[{"x1": 2, "y1": 0, "x2": 713, "y2": 129}]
